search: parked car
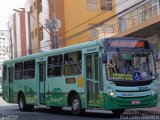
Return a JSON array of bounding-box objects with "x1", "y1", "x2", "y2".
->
[{"x1": 0, "y1": 83, "x2": 2, "y2": 96}]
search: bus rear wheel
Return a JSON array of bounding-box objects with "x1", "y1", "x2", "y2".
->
[
  {"x1": 18, "y1": 94, "x2": 34, "y2": 111},
  {"x1": 71, "y1": 94, "x2": 84, "y2": 115}
]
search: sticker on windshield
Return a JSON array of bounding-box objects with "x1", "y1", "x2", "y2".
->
[{"x1": 134, "y1": 72, "x2": 141, "y2": 80}]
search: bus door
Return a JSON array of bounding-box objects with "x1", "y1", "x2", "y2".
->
[
  {"x1": 86, "y1": 53, "x2": 102, "y2": 107},
  {"x1": 8, "y1": 67, "x2": 14, "y2": 102},
  {"x1": 39, "y1": 62, "x2": 46, "y2": 104}
]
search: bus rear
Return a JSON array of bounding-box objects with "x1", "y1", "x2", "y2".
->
[{"x1": 102, "y1": 38, "x2": 157, "y2": 114}]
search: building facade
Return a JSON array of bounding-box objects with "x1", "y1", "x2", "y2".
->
[
  {"x1": 24, "y1": 0, "x2": 116, "y2": 52},
  {"x1": 25, "y1": 0, "x2": 52, "y2": 53},
  {"x1": 63, "y1": 0, "x2": 116, "y2": 46}
]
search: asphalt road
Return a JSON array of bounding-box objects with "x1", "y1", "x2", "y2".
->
[{"x1": 0, "y1": 97, "x2": 160, "y2": 120}]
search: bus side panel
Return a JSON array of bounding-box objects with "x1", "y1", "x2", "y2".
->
[
  {"x1": 13, "y1": 79, "x2": 37, "y2": 104},
  {"x1": 45, "y1": 77, "x2": 85, "y2": 107},
  {"x1": 3, "y1": 80, "x2": 9, "y2": 102}
]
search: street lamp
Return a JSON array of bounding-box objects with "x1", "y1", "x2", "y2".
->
[{"x1": 13, "y1": 9, "x2": 53, "y2": 53}]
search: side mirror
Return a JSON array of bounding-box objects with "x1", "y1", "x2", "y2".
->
[{"x1": 102, "y1": 54, "x2": 107, "y2": 63}]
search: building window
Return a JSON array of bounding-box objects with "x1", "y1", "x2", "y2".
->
[
  {"x1": 101, "y1": 0, "x2": 112, "y2": 11},
  {"x1": 31, "y1": 31, "x2": 34, "y2": 39},
  {"x1": 89, "y1": 25, "x2": 99, "y2": 38},
  {"x1": 64, "y1": 51, "x2": 82, "y2": 76},
  {"x1": 35, "y1": 28, "x2": 38, "y2": 37},
  {"x1": 48, "y1": 55, "x2": 63, "y2": 77},
  {"x1": 40, "y1": 27, "x2": 43, "y2": 40},
  {"x1": 39, "y1": 0, "x2": 42, "y2": 13},
  {"x1": 30, "y1": 6, "x2": 33, "y2": 13},
  {"x1": 34, "y1": 1, "x2": 37, "y2": 10},
  {"x1": 24, "y1": 60, "x2": 35, "y2": 79},
  {"x1": 88, "y1": 0, "x2": 98, "y2": 11},
  {"x1": 15, "y1": 62, "x2": 23, "y2": 80}
]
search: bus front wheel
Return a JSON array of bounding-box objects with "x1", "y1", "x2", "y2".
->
[{"x1": 71, "y1": 94, "x2": 84, "y2": 115}]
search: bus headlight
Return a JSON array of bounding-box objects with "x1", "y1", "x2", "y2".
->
[
  {"x1": 107, "y1": 89, "x2": 116, "y2": 97},
  {"x1": 151, "y1": 87, "x2": 157, "y2": 96}
]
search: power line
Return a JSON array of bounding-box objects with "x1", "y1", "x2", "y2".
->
[
  {"x1": 29, "y1": 0, "x2": 131, "y2": 52},
  {"x1": 0, "y1": 0, "x2": 28, "y2": 29},
  {"x1": 24, "y1": 0, "x2": 131, "y2": 53},
  {"x1": 59, "y1": 0, "x2": 129, "y2": 37}
]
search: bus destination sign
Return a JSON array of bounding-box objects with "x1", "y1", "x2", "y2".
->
[{"x1": 108, "y1": 40, "x2": 149, "y2": 49}]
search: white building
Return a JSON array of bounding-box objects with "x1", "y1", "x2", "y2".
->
[{"x1": 0, "y1": 31, "x2": 10, "y2": 78}]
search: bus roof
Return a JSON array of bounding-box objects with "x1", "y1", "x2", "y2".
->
[{"x1": 3, "y1": 37, "x2": 150, "y2": 64}]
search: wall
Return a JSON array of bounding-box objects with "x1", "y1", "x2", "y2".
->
[
  {"x1": 116, "y1": 0, "x2": 143, "y2": 14},
  {"x1": 63, "y1": 0, "x2": 116, "y2": 46},
  {"x1": 39, "y1": 0, "x2": 51, "y2": 52}
]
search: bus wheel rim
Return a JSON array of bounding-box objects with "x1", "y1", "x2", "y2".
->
[
  {"x1": 19, "y1": 98, "x2": 24, "y2": 109},
  {"x1": 72, "y1": 99, "x2": 79, "y2": 111}
]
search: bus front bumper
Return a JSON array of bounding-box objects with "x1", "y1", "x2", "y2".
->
[{"x1": 104, "y1": 93, "x2": 158, "y2": 110}]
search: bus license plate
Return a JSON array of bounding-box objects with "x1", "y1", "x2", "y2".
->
[{"x1": 131, "y1": 100, "x2": 141, "y2": 105}]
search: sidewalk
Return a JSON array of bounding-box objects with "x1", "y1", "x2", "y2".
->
[{"x1": 0, "y1": 97, "x2": 8, "y2": 106}]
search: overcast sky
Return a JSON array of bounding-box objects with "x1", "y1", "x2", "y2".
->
[{"x1": 0, "y1": 0, "x2": 27, "y2": 30}]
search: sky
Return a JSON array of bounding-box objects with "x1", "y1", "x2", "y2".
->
[{"x1": 0, "y1": 0, "x2": 27, "y2": 30}]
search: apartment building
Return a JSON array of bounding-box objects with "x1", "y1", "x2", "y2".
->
[
  {"x1": 25, "y1": 0, "x2": 57, "y2": 53},
  {"x1": 24, "y1": 0, "x2": 116, "y2": 51},
  {"x1": 8, "y1": 8, "x2": 27, "y2": 58}
]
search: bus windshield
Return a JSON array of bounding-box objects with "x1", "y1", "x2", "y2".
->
[{"x1": 106, "y1": 51, "x2": 156, "y2": 81}]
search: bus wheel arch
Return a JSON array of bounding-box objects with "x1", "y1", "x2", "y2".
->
[{"x1": 67, "y1": 90, "x2": 84, "y2": 115}]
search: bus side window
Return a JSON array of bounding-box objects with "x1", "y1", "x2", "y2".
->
[
  {"x1": 48, "y1": 55, "x2": 63, "y2": 77},
  {"x1": 3, "y1": 65, "x2": 7, "y2": 81},
  {"x1": 15, "y1": 62, "x2": 23, "y2": 80},
  {"x1": 64, "y1": 51, "x2": 82, "y2": 76},
  {"x1": 24, "y1": 60, "x2": 35, "y2": 79}
]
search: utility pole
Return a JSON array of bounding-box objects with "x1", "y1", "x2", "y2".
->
[
  {"x1": 52, "y1": 0, "x2": 59, "y2": 49},
  {"x1": 46, "y1": 0, "x2": 61, "y2": 49}
]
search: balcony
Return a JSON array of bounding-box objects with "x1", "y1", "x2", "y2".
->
[{"x1": 98, "y1": 0, "x2": 160, "y2": 39}]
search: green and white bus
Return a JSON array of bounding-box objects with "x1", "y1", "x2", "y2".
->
[{"x1": 2, "y1": 37, "x2": 157, "y2": 115}]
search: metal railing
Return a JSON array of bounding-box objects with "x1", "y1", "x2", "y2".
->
[{"x1": 98, "y1": 0, "x2": 160, "y2": 38}]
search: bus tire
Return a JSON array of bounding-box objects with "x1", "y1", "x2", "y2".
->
[
  {"x1": 71, "y1": 94, "x2": 84, "y2": 115},
  {"x1": 18, "y1": 94, "x2": 27, "y2": 111},
  {"x1": 18, "y1": 94, "x2": 34, "y2": 111},
  {"x1": 112, "y1": 109, "x2": 125, "y2": 116}
]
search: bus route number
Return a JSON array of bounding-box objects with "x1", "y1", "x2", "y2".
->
[{"x1": 138, "y1": 86, "x2": 148, "y2": 91}]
